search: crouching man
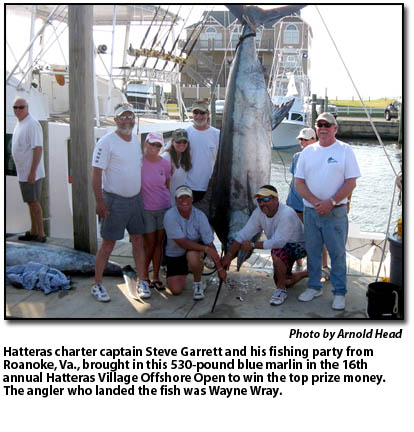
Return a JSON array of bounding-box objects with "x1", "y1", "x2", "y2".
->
[
  {"x1": 163, "y1": 185, "x2": 226, "y2": 300},
  {"x1": 221, "y1": 185, "x2": 307, "y2": 306}
]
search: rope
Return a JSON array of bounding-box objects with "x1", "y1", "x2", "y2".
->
[
  {"x1": 392, "y1": 291, "x2": 399, "y2": 314},
  {"x1": 375, "y1": 179, "x2": 397, "y2": 282},
  {"x1": 315, "y1": 6, "x2": 402, "y2": 283},
  {"x1": 315, "y1": 6, "x2": 400, "y2": 178},
  {"x1": 211, "y1": 24, "x2": 239, "y2": 92}
]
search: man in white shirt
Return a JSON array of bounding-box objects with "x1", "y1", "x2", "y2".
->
[
  {"x1": 91, "y1": 103, "x2": 148, "y2": 302},
  {"x1": 185, "y1": 100, "x2": 220, "y2": 203},
  {"x1": 295, "y1": 112, "x2": 361, "y2": 310},
  {"x1": 221, "y1": 185, "x2": 308, "y2": 306},
  {"x1": 11, "y1": 97, "x2": 46, "y2": 242}
]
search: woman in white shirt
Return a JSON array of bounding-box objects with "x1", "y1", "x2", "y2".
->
[{"x1": 162, "y1": 129, "x2": 192, "y2": 202}]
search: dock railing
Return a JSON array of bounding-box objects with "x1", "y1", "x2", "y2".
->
[{"x1": 336, "y1": 106, "x2": 384, "y2": 116}]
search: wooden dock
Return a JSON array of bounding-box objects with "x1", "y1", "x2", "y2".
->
[{"x1": 336, "y1": 117, "x2": 399, "y2": 139}]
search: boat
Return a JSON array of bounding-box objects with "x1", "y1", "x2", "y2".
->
[
  {"x1": 5, "y1": 5, "x2": 192, "y2": 239},
  {"x1": 269, "y1": 16, "x2": 311, "y2": 149},
  {"x1": 271, "y1": 73, "x2": 309, "y2": 149}
]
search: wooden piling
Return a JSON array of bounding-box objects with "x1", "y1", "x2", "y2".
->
[
  {"x1": 68, "y1": 5, "x2": 97, "y2": 254},
  {"x1": 39, "y1": 120, "x2": 50, "y2": 236},
  {"x1": 311, "y1": 94, "x2": 317, "y2": 127}
]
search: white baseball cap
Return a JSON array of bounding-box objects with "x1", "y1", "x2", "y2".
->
[
  {"x1": 114, "y1": 104, "x2": 134, "y2": 117},
  {"x1": 175, "y1": 185, "x2": 193, "y2": 198},
  {"x1": 316, "y1": 112, "x2": 337, "y2": 126},
  {"x1": 296, "y1": 127, "x2": 316, "y2": 140}
]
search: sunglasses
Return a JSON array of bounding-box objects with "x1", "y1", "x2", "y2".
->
[
  {"x1": 316, "y1": 122, "x2": 333, "y2": 128},
  {"x1": 257, "y1": 196, "x2": 272, "y2": 204},
  {"x1": 175, "y1": 140, "x2": 188, "y2": 144},
  {"x1": 149, "y1": 142, "x2": 162, "y2": 148},
  {"x1": 117, "y1": 114, "x2": 135, "y2": 120},
  {"x1": 193, "y1": 110, "x2": 207, "y2": 115},
  {"x1": 299, "y1": 138, "x2": 312, "y2": 141},
  {"x1": 13, "y1": 105, "x2": 27, "y2": 110}
]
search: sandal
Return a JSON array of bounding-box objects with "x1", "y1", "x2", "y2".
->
[
  {"x1": 18, "y1": 231, "x2": 37, "y2": 241},
  {"x1": 150, "y1": 280, "x2": 165, "y2": 291}
]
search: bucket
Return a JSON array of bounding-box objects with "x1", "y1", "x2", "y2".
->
[
  {"x1": 388, "y1": 233, "x2": 402, "y2": 288},
  {"x1": 366, "y1": 282, "x2": 402, "y2": 319}
]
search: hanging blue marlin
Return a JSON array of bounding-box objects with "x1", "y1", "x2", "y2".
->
[{"x1": 209, "y1": 5, "x2": 305, "y2": 270}]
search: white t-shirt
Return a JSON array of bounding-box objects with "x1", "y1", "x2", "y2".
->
[
  {"x1": 185, "y1": 125, "x2": 220, "y2": 191},
  {"x1": 92, "y1": 131, "x2": 142, "y2": 198},
  {"x1": 11, "y1": 114, "x2": 45, "y2": 182},
  {"x1": 161, "y1": 151, "x2": 187, "y2": 202},
  {"x1": 295, "y1": 140, "x2": 361, "y2": 208},
  {"x1": 235, "y1": 203, "x2": 305, "y2": 249}
]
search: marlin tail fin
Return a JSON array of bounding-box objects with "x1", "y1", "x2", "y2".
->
[{"x1": 226, "y1": 5, "x2": 305, "y2": 31}]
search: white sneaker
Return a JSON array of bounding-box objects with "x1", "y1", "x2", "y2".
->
[
  {"x1": 137, "y1": 280, "x2": 151, "y2": 299},
  {"x1": 298, "y1": 288, "x2": 323, "y2": 302},
  {"x1": 193, "y1": 282, "x2": 205, "y2": 300},
  {"x1": 91, "y1": 284, "x2": 111, "y2": 302},
  {"x1": 332, "y1": 295, "x2": 346, "y2": 310},
  {"x1": 270, "y1": 288, "x2": 287, "y2": 306}
]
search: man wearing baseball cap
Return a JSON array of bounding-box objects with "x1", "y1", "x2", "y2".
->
[
  {"x1": 295, "y1": 112, "x2": 361, "y2": 310},
  {"x1": 222, "y1": 185, "x2": 308, "y2": 306},
  {"x1": 163, "y1": 185, "x2": 226, "y2": 300},
  {"x1": 185, "y1": 99, "x2": 220, "y2": 203},
  {"x1": 91, "y1": 102, "x2": 147, "y2": 302}
]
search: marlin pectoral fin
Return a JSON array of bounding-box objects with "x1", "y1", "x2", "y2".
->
[
  {"x1": 271, "y1": 99, "x2": 295, "y2": 130},
  {"x1": 236, "y1": 232, "x2": 262, "y2": 271},
  {"x1": 236, "y1": 249, "x2": 252, "y2": 271}
]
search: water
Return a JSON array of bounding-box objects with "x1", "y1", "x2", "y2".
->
[{"x1": 270, "y1": 140, "x2": 402, "y2": 234}]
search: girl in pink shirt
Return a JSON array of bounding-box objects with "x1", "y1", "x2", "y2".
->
[{"x1": 141, "y1": 132, "x2": 171, "y2": 289}]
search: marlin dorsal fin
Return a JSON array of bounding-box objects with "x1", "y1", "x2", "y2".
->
[{"x1": 271, "y1": 99, "x2": 295, "y2": 130}]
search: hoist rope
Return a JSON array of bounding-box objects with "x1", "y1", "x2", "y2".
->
[{"x1": 315, "y1": 5, "x2": 400, "y2": 178}]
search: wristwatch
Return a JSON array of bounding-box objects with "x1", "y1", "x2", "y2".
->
[{"x1": 330, "y1": 198, "x2": 337, "y2": 206}]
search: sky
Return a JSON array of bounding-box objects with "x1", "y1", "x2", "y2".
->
[
  {"x1": 194, "y1": 3, "x2": 403, "y2": 100},
  {"x1": 300, "y1": 4, "x2": 403, "y2": 100},
  {"x1": 6, "y1": 4, "x2": 403, "y2": 100}
]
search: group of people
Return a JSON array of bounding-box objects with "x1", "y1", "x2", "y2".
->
[
  {"x1": 91, "y1": 100, "x2": 221, "y2": 302},
  {"x1": 219, "y1": 113, "x2": 360, "y2": 310},
  {"x1": 12, "y1": 95, "x2": 360, "y2": 312}
]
